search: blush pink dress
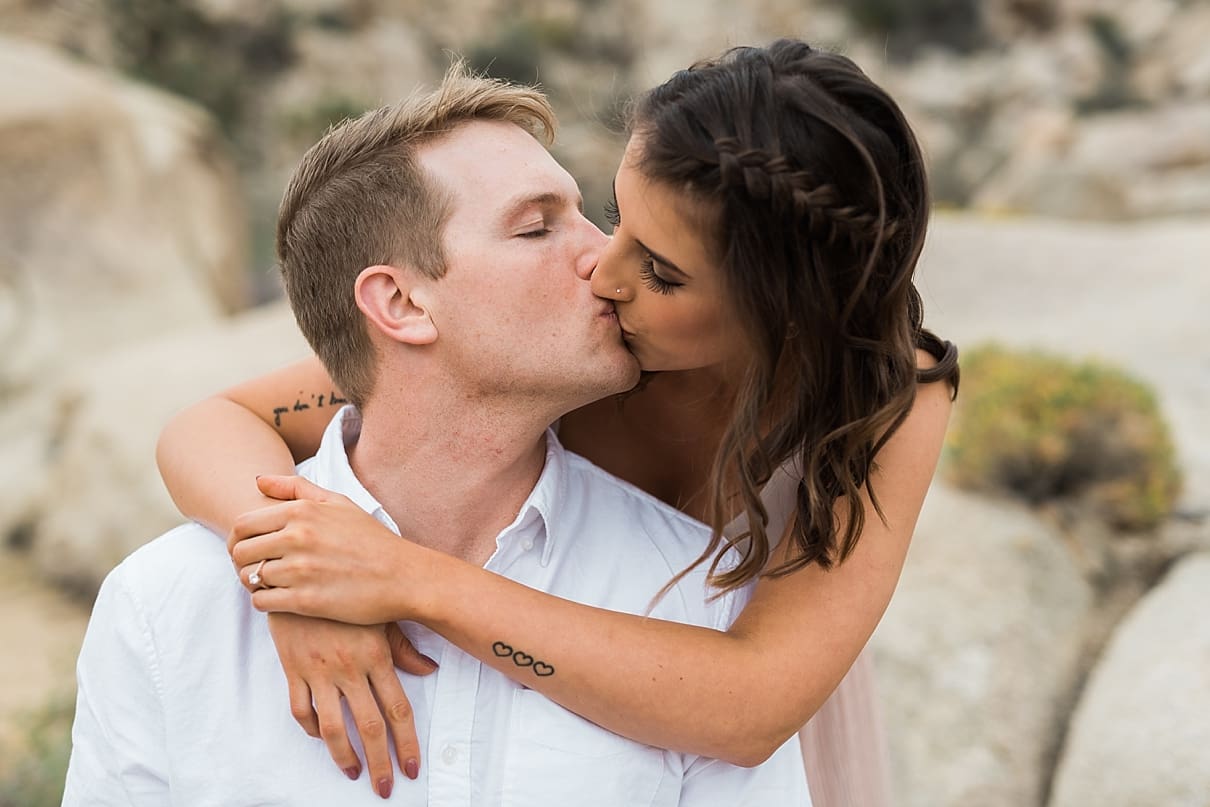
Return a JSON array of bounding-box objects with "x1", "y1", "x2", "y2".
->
[{"x1": 727, "y1": 462, "x2": 895, "y2": 807}]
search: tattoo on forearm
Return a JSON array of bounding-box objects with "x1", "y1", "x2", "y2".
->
[
  {"x1": 492, "y1": 641, "x2": 554, "y2": 677},
  {"x1": 270, "y1": 390, "x2": 348, "y2": 428}
]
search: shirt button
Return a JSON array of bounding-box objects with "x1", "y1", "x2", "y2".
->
[
  {"x1": 521, "y1": 538, "x2": 534, "y2": 551},
  {"x1": 441, "y1": 744, "x2": 458, "y2": 765}
]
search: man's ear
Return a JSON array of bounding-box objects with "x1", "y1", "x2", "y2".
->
[{"x1": 354, "y1": 264, "x2": 438, "y2": 346}]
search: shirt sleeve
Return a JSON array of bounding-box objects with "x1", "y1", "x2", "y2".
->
[
  {"x1": 63, "y1": 563, "x2": 171, "y2": 806},
  {"x1": 678, "y1": 735, "x2": 813, "y2": 807}
]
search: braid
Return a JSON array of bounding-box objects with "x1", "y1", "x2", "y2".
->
[{"x1": 713, "y1": 137, "x2": 900, "y2": 248}]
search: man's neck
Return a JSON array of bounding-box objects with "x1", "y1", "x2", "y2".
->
[{"x1": 347, "y1": 390, "x2": 555, "y2": 565}]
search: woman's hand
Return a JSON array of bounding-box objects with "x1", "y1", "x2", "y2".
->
[
  {"x1": 228, "y1": 475, "x2": 430, "y2": 625},
  {"x1": 265, "y1": 613, "x2": 437, "y2": 799}
]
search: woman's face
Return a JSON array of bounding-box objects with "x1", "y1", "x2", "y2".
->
[{"x1": 592, "y1": 136, "x2": 749, "y2": 374}]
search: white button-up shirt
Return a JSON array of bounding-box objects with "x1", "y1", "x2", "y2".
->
[{"x1": 65, "y1": 407, "x2": 811, "y2": 806}]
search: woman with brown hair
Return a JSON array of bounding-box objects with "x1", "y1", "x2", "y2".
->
[{"x1": 158, "y1": 39, "x2": 958, "y2": 803}]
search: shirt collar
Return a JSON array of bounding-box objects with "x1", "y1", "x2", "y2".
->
[
  {"x1": 307, "y1": 406, "x2": 568, "y2": 565},
  {"x1": 508, "y1": 427, "x2": 569, "y2": 567},
  {"x1": 307, "y1": 406, "x2": 398, "y2": 532}
]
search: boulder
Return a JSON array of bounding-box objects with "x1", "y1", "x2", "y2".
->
[
  {"x1": 1048, "y1": 552, "x2": 1210, "y2": 807},
  {"x1": 28, "y1": 303, "x2": 309, "y2": 597},
  {"x1": 0, "y1": 35, "x2": 247, "y2": 393},
  {"x1": 973, "y1": 102, "x2": 1210, "y2": 219},
  {"x1": 872, "y1": 482, "x2": 1093, "y2": 807}
]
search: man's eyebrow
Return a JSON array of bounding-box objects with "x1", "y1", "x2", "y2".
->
[{"x1": 500, "y1": 191, "x2": 583, "y2": 222}]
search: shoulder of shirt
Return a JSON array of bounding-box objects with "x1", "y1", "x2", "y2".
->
[
  {"x1": 561, "y1": 450, "x2": 711, "y2": 540},
  {"x1": 558, "y1": 450, "x2": 744, "y2": 623},
  {"x1": 107, "y1": 522, "x2": 236, "y2": 604}
]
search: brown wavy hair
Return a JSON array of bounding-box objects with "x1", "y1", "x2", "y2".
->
[{"x1": 632, "y1": 40, "x2": 960, "y2": 592}]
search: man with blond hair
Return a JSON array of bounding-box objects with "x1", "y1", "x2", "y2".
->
[{"x1": 64, "y1": 65, "x2": 810, "y2": 805}]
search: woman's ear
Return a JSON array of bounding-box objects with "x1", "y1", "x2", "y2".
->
[{"x1": 354, "y1": 264, "x2": 438, "y2": 346}]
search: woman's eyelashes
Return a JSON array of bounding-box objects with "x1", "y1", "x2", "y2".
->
[
  {"x1": 639, "y1": 258, "x2": 681, "y2": 295},
  {"x1": 605, "y1": 196, "x2": 681, "y2": 295},
  {"x1": 603, "y1": 196, "x2": 620, "y2": 228}
]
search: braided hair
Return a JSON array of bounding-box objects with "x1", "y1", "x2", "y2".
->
[{"x1": 631, "y1": 39, "x2": 959, "y2": 590}]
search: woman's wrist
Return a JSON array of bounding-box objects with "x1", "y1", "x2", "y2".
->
[{"x1": 390, "y1": 540, "x2": 462, "y2": 625}]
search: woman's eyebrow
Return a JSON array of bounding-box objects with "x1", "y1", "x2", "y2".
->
[{"x1": 634, "y1": 238, "x2": 691, "y2": 280}]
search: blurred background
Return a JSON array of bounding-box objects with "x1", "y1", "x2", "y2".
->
[{"x1": 1, "y1": 0, "x2": 1208, "y2": 805}]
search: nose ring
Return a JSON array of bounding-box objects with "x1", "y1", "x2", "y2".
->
[{"x1": 615, "y1": 288, "x2": 622, "y2": 294}]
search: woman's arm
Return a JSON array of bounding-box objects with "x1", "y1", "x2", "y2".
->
[
  {"x1": 156, "y1": 357, "x2": 433, "y2": 798},
  {"x1": 156, "y1": 356, "x2": 339, "y2": 532},
  {"x1": 236, "y1": 377, "x2": 953, "y2": 766}
]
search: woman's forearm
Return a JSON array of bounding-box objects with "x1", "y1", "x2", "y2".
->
[
  {"x1": 157, "y1": 398, "x2": 299, "y2": 534},
  {"x1": 412, "y1": 551, "x2": 834, "y2": 766}
]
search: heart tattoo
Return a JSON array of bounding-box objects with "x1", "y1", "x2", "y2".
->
[{"x1": 491, "y1": 640, "x2": 556, "y2": 677}]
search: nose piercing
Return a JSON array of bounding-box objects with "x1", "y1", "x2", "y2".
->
[{"x1": 615, "y1": 288, "x2": 622, "y2": 294}]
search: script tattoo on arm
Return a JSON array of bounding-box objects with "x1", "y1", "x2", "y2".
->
[
  {"x1": 492, "y1": 641, "x2": 555, "y2": 677},
  {"x1": 270, "y1": 390, "x2": 349, "y2": 429}
]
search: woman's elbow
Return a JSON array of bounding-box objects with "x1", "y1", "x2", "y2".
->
[{"x1": 715, "y1": 728, "x2": 800, "y2": 768}]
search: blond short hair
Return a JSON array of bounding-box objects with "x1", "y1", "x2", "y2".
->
[{"x1": 276, "y1": 62, "x2": 557, "y2": 407}]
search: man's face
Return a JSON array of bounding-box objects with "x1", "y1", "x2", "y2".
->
[{"x1": 417, "y1": 120, "x2": 639, "y2": 409}]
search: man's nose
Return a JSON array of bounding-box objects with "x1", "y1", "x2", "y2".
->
[{"x1": 576, "y1": 218, "x2": 610, "y2": 281}]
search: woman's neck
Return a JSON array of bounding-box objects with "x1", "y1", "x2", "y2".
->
[{"x1": 559, "y1": 366, "x2": 744, "y2": 520}]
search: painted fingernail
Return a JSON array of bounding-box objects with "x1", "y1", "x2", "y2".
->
[
  {"x1": 378, "y1": 778, "x2": 393, "y2": 799},
  {"x1": 404, "y1": 758, "x2": 419, "y2": 780},
  {"x1": 420, "y1": 654, "x2": 439, "y2": 670},
  {"x1": 344, "y1": 766, "x2": 360, "y2": 780}
]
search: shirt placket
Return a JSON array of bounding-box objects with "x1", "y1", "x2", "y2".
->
[{"x1": 426, "y1": 643, "x2": 478, "y2": 807}]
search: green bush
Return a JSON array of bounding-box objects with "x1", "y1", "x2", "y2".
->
[
  {"x1": 945, "y1": 345, "x2": 1182, "y2": 530},
  {"x1": 835, "y1": 0, "x2": 985, "y2": 57},
  {"x1": 104, "y1": 0, "x2": 298, "y2": 133},
  {"x1": 0, "y1": 695, "x2": 75, "y2": 807}
]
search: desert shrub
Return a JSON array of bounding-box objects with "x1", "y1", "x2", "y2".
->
[
  {"x1": 467, "y1": 16, "x2": 576, "y2": 85},
  {"x1": 945, "y1": 345, "x2": 1182, "y2": 530},
  {"x1": 835, "y1": 0, "x2": 985, "y2": 57},
  {"x1": 0, "y1": 695, "x2": 75, "y2": 807},
  {"x1": 281, "y1": 95, "x2": 371, "y2": 143},
  {"x1": 104, "y1": 0, "x2": 298, "y2": 132}
]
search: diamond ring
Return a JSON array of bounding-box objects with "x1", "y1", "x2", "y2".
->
[{"x1": 249, "y1": 559, "x2": 268, "y2": 589}]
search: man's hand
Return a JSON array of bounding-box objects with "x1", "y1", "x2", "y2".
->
[{"x1": 265, "y1": 613, "x2": 437, "y2": 799}]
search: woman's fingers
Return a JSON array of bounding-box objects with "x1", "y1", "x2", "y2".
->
[
  {"x1": 312, "y1": 686, "x2": 365, "y2": 785},
  {"x1": 369, "y1": 665, "x2": 421, "y2": 782},
  {"x1": 387, "y1": 622, "x2": 439, "y2": 677},
  {"x1": 257, "y1": 473, "x2": 338, "y2": 504},
  {"x1": 285, "y1": 674, "x2": 320, "y2": 738},
  {"x1": 342, "y1": 682, "x2": 397, "y2": 800},
  {"x1": 231, "y1": 532, "x2": 285, "y2": 570}
]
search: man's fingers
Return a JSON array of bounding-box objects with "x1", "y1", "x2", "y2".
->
[
  {"x1": 257, "y1": 474, "x2": 335, "y2": 504},
  {"x1": 386, "y1": 623, "x2": 439, "y2": 677},
  {"x1": 312, "y1": 688, "x2": 363, "y2": 784},
  {"x1": 342, "y1": 685, "x2": 395, "y2": 799}
]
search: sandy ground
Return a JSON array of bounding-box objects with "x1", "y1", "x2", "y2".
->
[{"x1": 0, "y1": 546, "x2": 89, "y2": 747}]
